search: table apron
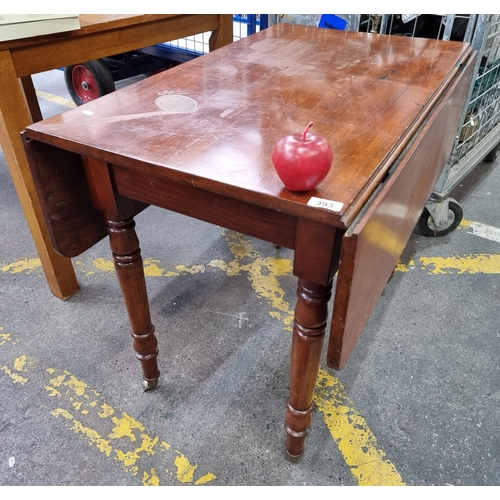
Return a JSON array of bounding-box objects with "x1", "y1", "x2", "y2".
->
[{"x1": 111, "y1": 163, "x2": 299, "y2": 251}]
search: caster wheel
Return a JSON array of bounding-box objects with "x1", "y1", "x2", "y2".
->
[
  {"x1": 418, "y1": 199, "x2": 463, "y2": 237},
  {"x1": 64, "y1": 59, "x2": 115, "y2": 105}
]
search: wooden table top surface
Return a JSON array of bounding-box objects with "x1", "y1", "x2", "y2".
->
[{"x1": 26, "y1": 23, "x2": 471, "y2": 228}]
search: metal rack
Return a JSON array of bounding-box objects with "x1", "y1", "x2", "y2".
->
[
  {"x1": 158, "y1": 15, "x2": 268, "y2": 55},
  {"x1": 373, "y1": 15, "x2": 500, "y2": 236},
  {"x1": 277, "y1": 14, "x2": 500, "y2": 236}
]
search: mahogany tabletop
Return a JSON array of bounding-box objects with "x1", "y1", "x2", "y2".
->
[{"x1": 25, "y1": 23, "x2": 471, "y2": 229}]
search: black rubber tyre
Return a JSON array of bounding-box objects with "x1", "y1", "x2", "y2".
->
[
  {"x1": 484, "y1": 142, "x2": 499, "y2": 163},
  {"x1": 417, "y1": 199, "x2": 463, "y2": 237},
  {"x1": 64, "y1": 59, "x2": 115, "y2": 106}
]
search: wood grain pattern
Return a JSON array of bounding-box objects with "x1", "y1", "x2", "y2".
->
[
  {"x1": 328, "y1": 51, "x2": 476, "y2": 370},
  {"x1": 21, "y1": 137, "x2": 108, "y2": 257},
  {"x1": 0, "y1": 51, "x2": 79, "y2": 298}
]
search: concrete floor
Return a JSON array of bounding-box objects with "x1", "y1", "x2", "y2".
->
[{"x1": 1, "y1": 68, "x2": 500, "y2": 487}]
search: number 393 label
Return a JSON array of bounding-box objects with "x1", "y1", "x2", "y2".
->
[{"x1": 307, "y1": 197, "x2": 343, "y2": 212}]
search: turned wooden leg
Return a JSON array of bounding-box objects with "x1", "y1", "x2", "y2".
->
[
  {"x1": 285, "y1": 279, "x2": 332, "y2": 459},
  {"x1": 106, "y1": 213, "x2": 160, "y2": 391}
]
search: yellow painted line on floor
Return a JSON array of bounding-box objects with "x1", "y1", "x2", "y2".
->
[
  {"x1": 1, "y1": 359, "x2": 29, "y2": 385},
  {"x1": 220, "y1": 229, "x2": 295, "y2": 329},
  {"x1": 1, "y1": 258, "x2": 42, "y2": 274},
  {"x1": 315, "y1": 368, "x2": 405, "y2": 486},
  {"x1": 36, "y1": 89, "x2": 76, "y2": 109},
  {"x1": 2, "y1": 240, "x2": 498, "y2": 481},
  {"x1": 0, "y1": 328, "x2": 28, "y2": 384},
  {"x1": 0, "y1": 330, "x2": 30, "y2": 385},
  {"x1": 44, "y1": 368, "x2": 216, "y2": 485},
  {"x1": 392, "y1": 254, "x2": 500, "y2": 274},
  {"x1": 394, "y1": 259, "x2": 415, "y2": 273},
  {"x1": 0, "y1": 338, "x2": 218, "y2": 485},
  {"x1": 1, "y1": 246, "x2": 493, "y2": 482},
  {"x1": 419, "y1": 254, "x2": 500, "y2": 274},
  {"x1": 0, "y1": 326, "x2": 12, "y2": 346},
  {"x1": 3, "y1": 252, "x2": 500, "y2": 281}
]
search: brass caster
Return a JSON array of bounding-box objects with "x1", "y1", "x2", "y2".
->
[{"x1": 143, "y1": 378, "x2": 159, "y2": 392}]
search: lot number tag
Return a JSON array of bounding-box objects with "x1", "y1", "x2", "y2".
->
[{"x1": 307, "y1": 197, "x2": 343, "y2": 212}]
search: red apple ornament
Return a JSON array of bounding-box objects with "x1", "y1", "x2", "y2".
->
[{"x1": 272, "y1": 121, "x2": 333, "y2": 192}]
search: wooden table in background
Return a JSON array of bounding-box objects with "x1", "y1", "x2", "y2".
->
[
  {"x1": 23, "y1": 24, "x2": 475, "y2": 459},
  {"x1": 0, "y1": 14, "x2": 233, "y2": 299}
]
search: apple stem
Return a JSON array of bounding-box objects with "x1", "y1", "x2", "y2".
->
[{"x1": 302, "y1": 121, "x2": 314, "y2": 140}]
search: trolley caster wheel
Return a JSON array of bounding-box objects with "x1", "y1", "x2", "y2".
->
[
  {"x1": 417, "y1": 199, "x2": 463, "y2": 237},
  {"x1": 64, "y1": 59, "x2": 115, "y2": 106},
  {"x1": 484, "y1": 142, "x2": 499, "y2": 163}
]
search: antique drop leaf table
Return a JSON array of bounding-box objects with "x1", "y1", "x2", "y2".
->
[{"x1": 22, "y1": 23, "x2": 475, "y2": 459}]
